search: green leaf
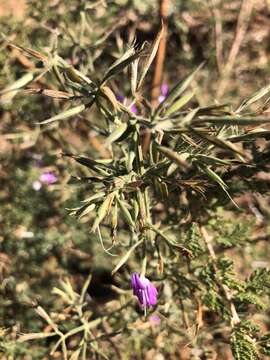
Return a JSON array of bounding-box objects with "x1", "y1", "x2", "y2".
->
[
  {"x1": 237, "y1": 84, "x2": 270, "y2": 113},
  {"x1": 38, "y1": 104, "x2": 86, "y2": 125},
  {"x1": 92, "y1": 193, "x2": 115, "y2": 232},
  {"x1": 195, "y1": 116, "x2": 270, "y2": 126},
  {"x1": 105, "y1": 123, "x2": 128, "y2": 146},
  {"x1": 191, "y1": 128, "x2": 245, "y2": 156},
  {"x1": 156, "y1": 62, "x2": 204, "y2": 114},
  {"x1": 195, "y1": 154, "x2": 232, "y2": 166},
  {"x1": 100, "y1": 86, "x2": 120, "y2": 111},
  {"x1": 178, "y1": 107, "x2": 199, "y2": 126},
  {"x1": 231, "y1": 325, "x2": 259, "y2": 360},
  {"x1": 64, "y1": 154, "x2": 112, "y2": 175},
  {"x1": 165, "y1": 90, "x2": 195, "y2": 116},
  {"x1": 117, "y1": 198, "x2": 135, "y2": 228},
  {"x1": 228, "y1": 128, "x2": 270, "y2": 142},
  {"x1": 111, "y1": 239, "x2": 143, "y2": 275},
  {"x1": 0, "y1": 73, "x2": 34, "y2": 104},
  {"x1": 199, "y1": 164, "x2": 228, "y2": 190},
  {"x1": 77, "y1": 203, "x2": 96, "y2": 219},
  {"x1": 101, "y1": 47, "x2": 143, "y2": 84},
  {"x1": 64, "y1": 65, "x2": 93, "y2": 85},
  {"x1": 157, "y1": 145, "x2": 189, "y2": 169}
]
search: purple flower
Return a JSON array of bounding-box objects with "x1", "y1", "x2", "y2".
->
[
  {"x1": 130, "y1": 104, "x2": 137, "y2": 114},
  {"x1": 116, "y1": 95, "x2": 125, "y2": 103},
  {"x1": 116, "y1": 95, "x2": 137, "y2": 114},
  {"x1": 39, "y1": 172, "x2": 57, "y2": 185},
  {"x1": 158, "y1": 82, "x2": 169, "y2": 103},
  {"x1": 161, "y1": 83, "x2": 169, "y2": 96},
  {"x1": 131, "y1": 273, "x2": 158, "y2": 309}
]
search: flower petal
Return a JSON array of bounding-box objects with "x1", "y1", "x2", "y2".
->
[{"x1": 146, "y1": 284, "x2": 157, "y2": 306}]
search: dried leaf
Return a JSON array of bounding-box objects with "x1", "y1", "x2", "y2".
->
[
  {"x1": 24, "y1": 88, "x2": 74, "y2": 99},
  {"x1": 138, "y1": 24, "x2": 164, "y2": 89},
  {"x1": 92, "y1": 193, "x2": 115, "y2": 232},
  {"x1": 100, "y1": 85, "x2": 120, "y2": 111}
]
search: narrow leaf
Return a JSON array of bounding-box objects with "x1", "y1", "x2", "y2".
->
[
  {"x1": 191, "y1": 128, "x2": 245, "y2": 156},
  {"x1": 165, "y1": 90, "x2": 195, "y2": 116},
  {"x1": 196, "y1": 116, "x2": 270, "y2": 126},
  {"x1": 64, "y1": 65, "x2": 93, "y2": 85},
  {"x1": 100, "y1": 86, "x2": 120, "y2": 111},
  {"x1": 105, "y1": 123, "x2": 128, "y2": 146},
  {"x1": 92, "y1": 194, "x2": 115, "y2": 232},
  {"x1": 138, "y1": 24, "x2": 164, "y2": 89},
  {"x1": 78, "y1": 203, "x2": 96, "y2": 219},
  {"x1": 117, "y1": 198, "x2": 135, "y2": 228},
  {"x1": 23, "y1": 88, "x2": 74, "y2": 99},
  {"x1": 5, "y1": 41, "x2": 48, "y2": 63},
  {"x1": 0, "y1": 73, "x2": 34, "y2": 104},
  {"x1": 237, "y1": 84, "x2": 270, "y2": 113},
  {"x1": 102, "y1": 48, "x2": 143, "y2": 84},
  {"x1": 111, "y1": 239, "x2": 143, "y2": 275},
  {"x1": 157, "y1": 145, "x2": 189, "y2": 169},
  {"x1": 156, "y1": 62, "x2": 204, "y2": 113},
  {"x1": 38, "y1": 104, "x2": 86, "y2": 125}
]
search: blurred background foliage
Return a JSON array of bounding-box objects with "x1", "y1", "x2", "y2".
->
[{"x1": 1, "y1": 0, "x2": 270, "y2": 359}]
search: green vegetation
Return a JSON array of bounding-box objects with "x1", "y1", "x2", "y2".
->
[{"x1": 1, "y1": 1, "x2": 270, "y2": 359}]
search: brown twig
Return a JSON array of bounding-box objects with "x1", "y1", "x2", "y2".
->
[
  {"x1": 211, "y1": 0, "x2": 223, "y2": 74},
  {"x1": 142, "y1": 0, "x2": 170, "y2": 153},
  {"x1": 151, "y1": 0, "x2": 170, "y2": 107},
  {"x1": 217, "y1": 0, "x2": 254, "y2": 99}
]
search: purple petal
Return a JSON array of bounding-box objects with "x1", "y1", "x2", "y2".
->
[
  {"x1": 131, "y1": 273, "x2": 158, "y2": 308},
  {"x1": 131, "y1": 273, "x2": 142, "y2": 293},
  {"x1": 130, "y1": 104, "x2": 137, "y2": 114},
  {"x1": 147, "y1": 283, "x2": 158, "y2": 306},
  {"x1": 131, "y1": 273, "x2": 146, "y2": 290},
  {"x1": 131, "y1": 273, "x2": 139, "y2": 294},
  {"x1": 116, "y1": 95, "x2": 125, "y2": 103},
  {"x1": 142, "y1": 290, "x2": 149, "y2": 306},
  {"x1": 161, "y1": 83, "x2": 169, "y2": 96},
  {"x1": 39, "y1": 172, "x2": 57, "y2": 185}
]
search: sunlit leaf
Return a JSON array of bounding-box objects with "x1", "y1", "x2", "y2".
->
[
  {"x1": 111, "y1": 239, "x2": 143, "y2": 275},
  {"x1": 0, "y1": 73, "x2": 34, "y2": 104},
  {"x1": 105, "y1": 123, "x2": 128, "y2": 146},
  {"x1": 165, "y1": 90, "x2": 195, "y2": 116},
  {"x1": 38, "y1": 104, "x2": 86, "y2": 125},
  {"x1": 101, "y1": 47, "x2": 143, "y2": 84}
]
